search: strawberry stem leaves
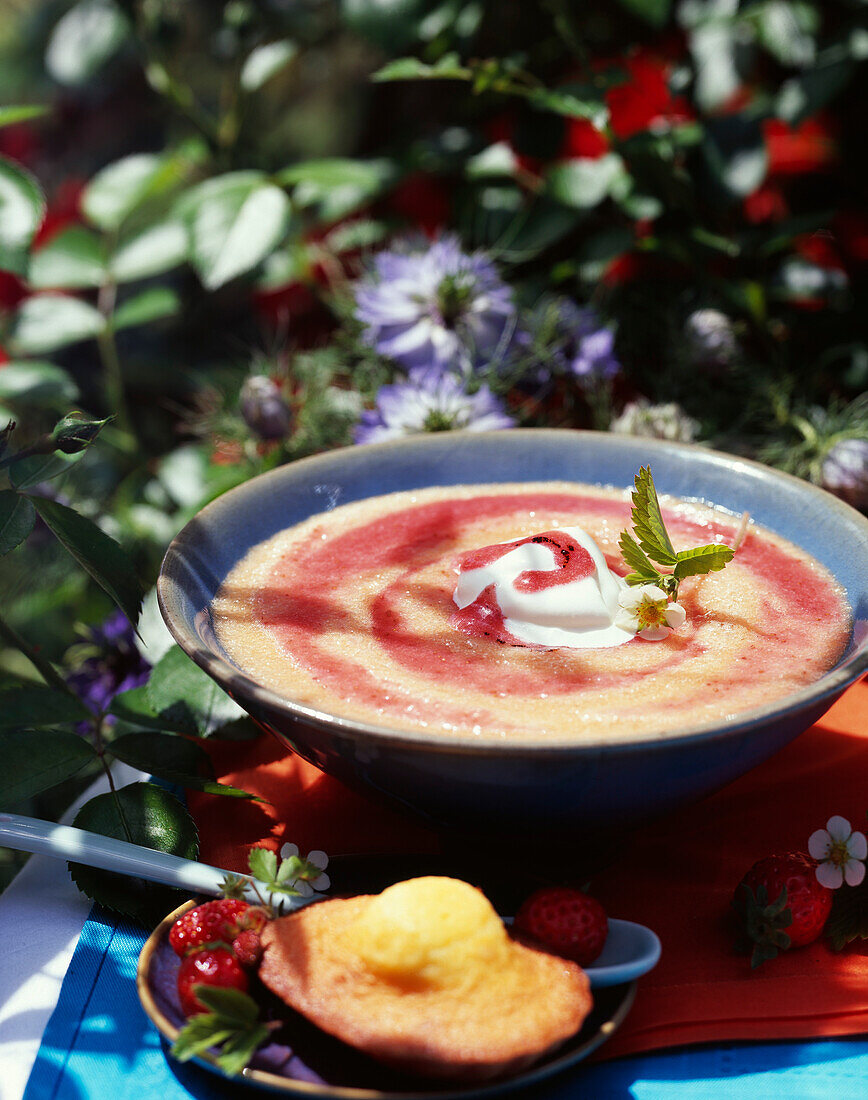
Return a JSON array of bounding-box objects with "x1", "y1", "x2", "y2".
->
[
  {"x1": 171, "y1": 986, "x2": 274, "y2": 1076},
  {"x1": 732, "y1": 882, "x2": 793, "y2": 968},
  {"x1": 619, "y1": 467, "x2": 737, "y2": 600}
]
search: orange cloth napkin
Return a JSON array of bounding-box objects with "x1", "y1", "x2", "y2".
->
[{"x1": 189, "y1": 677, "x2": 868, "y2": 1060}]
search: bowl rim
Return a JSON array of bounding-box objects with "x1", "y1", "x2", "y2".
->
[{"x1": 157, "y1": 428, "x2": 868, "y2": 756}]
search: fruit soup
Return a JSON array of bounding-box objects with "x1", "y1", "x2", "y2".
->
[{"x1": 212, "y1": 482, "x2": 851, "y2": 742}]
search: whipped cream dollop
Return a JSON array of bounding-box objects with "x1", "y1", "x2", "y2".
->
[{"x1": 452, "y1": 527, "x2": 634, "y2": 649}]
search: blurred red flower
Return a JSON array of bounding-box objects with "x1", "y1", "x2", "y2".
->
[
  {"x1": 561, "y1": 119, "x2": 610, "y2": 160},
  {"x1": 605, "y1": 53, "x2": 692, "y2": 140},
  {"x1": 743, "y1": 182, "x2": 789, "y2": 225},
  {"x1": 764, "y1": 116, "x2": 838, "y2": 176}
]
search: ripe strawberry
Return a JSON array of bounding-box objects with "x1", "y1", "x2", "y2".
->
[
  {"x1": 177, "y1": 947, "x2": 249, "y2": 1016},
  {"x1": 732, "y1": 851, "x2": 833, "y2": 967},
  {"x1": 169, "y1": 899, "x2": 254, "y2": 957},
  {"x1": 514, "y1": 886, "x2": 608, "y2": 966}
]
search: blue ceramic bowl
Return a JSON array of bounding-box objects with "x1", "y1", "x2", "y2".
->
[{"x1": 157, "y1": 430, "x2": 868, "y2": 834}]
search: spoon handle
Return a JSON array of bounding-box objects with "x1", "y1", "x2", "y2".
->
[{"x1": 0, "y1": 811, "x2": 306, "y2": 910}]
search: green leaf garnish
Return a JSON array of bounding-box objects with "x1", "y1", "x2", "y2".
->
[
  {"x1": 673, "y1": 543, "x2": 735, "y2": 580},
  {"x1": 630, "y1": 466, "x2": 678, "y2": 566},
  {"x1": 171, "y1": 987, "x2": 273, "y2": 1076},
  {"x1": 619, "y1": 466, "x2": 738, "y2": 604}
]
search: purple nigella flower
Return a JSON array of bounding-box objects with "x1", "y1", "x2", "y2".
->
[
  {"x1": 549, "y1": 300, "x2": 621, "y2": 384},
  {"x1": 66, "y1": 609, "x2": 151, "y2": 726},
  {"x1": 353, "y1": 235, "x2": 517, "y2": 372},
  {"x1": 354, "y1": 367, "x2": 515, "y2": 444}
]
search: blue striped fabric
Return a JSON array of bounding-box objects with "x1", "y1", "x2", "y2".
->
[{"x1": 23, "y1": 905, "x2": 868, "y2": 1100}]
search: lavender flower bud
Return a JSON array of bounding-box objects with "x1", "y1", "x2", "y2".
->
[
  {"x1": 240, "y1": 376, "x2": 292, "y2": 442},
  {"x1": 821, "y1": 438, "x2": 868, "y2": 512}
]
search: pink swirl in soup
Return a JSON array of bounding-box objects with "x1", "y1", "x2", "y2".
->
[{"x1": 212, "y1": 482, "x2": 850, "y2": 742}]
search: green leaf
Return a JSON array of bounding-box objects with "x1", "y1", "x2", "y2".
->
[
  {"x1": 247, "y1": 846, "x2": 278, "y2": 884},
  {"x1": 109, "y1": 220, "x2": 188, "y2": 282},
  {"x1": 0, "y1": 156, "x2": 45, "y2": 257},
  {"x1": 69, "y1": 782, "x2": 198, "y2": 924},
  {"x1": 545, "y1": 154, "x2": 625, "y2": 211},
  {"x1": 615, "y1": 0, "x2": 672, "y2": 28},
  {"x1": 618, "y1": 530, "x2": 660, "y2": 581},
  {"x1": 113, "y1": 287, "x2": 180, "y2": 330},
  {"x1": 278, "y1": 158, "x2": 392, "y2": 190},
  {"x1": 826, "y1": 877, "x2": 868, "y2": 951},
  {"x1": 526, "y1": 87, "x2": 608, "y2": 128},
  {"x1": 0, "y1": 361, "x2": 79, "y2": 408},
  {"x1": 702, "y1": 118, "x2": 768, "y2": 200},
  {"x1": 10, "y1": 295, "x2": 105, "y2": 354},
  {"x1": 108, "y1": 685, "x2": 175, "y2": 731},
  {"x1": 370, "y1": 53, "x2": 469, "y2": 83},
  {"x1": 0, "y1": 683, "x2": 90, "y2": 729},
  {"x1": 630, "y1": 467, "x2": 678, "y2": 566},
  {"x1": 277, "y1": 158, "x2": 395, "y2": 220},
  {"x1": 673, "y1": 543, "x2": 735, "y2": 580},
  {"x1": 776, "y1": 59, "x2": 854, "y2": 127},
  {"x1": 171, "y1": 987, "x2": 270, "y2": 1075},
  {"x1": 146, "y1": 645, "x2": 249, "y2": 738},
  {"x1": 107, "y1": 731, "x2": 257, "y2": 799},
  {"x1": 82, "y1": 153, "x2": 168, "y2": 231},
  {"x1": 0, "y1": 105, "x2": 48, "y2": 129},
  {"x1": 321, "y1": 218, "x2": 388, "y2": 254},
  {"x1": 10, "y1": 450, "x2": 84, "y2": 490},
  {"x1": 0, "y1": 729, "x2": 96, "y2": 807},
  {"x1": 178, "y1": 173, "x2": 290, "y2": 290},
  {"x1": 240, "y1": 40, "x2": 298, "y2": 91},
  {"x1": 45, "y1": 0, "x2": 129, "y2": 87},
  {"x1": 29, "y1": 497, "x2": 143, "y2": 627},
  {"x1": 29, "y1": 226, "x2": 105, "y2": 289},
  {"x1": 0, "y1": 491, "x2": 35, "y2": 555}
]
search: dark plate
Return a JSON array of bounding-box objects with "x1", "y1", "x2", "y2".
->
[{"x1": 137, "y1": 855, "x2": 637, "y2": 1099}]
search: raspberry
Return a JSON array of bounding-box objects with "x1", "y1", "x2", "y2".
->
[
  {"x1": 177, "y1": 947, "x2": 249, "y2": 1017},
  {"x1": 514, "y1": 886, "x2": 608, "y2": 966},
  {"x1": 169, "y1": 899, "x2": 251, "y2": 957}
]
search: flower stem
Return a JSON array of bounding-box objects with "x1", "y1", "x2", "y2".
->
[{"x1": 96, "y1": 283, "x2": 135, "y2": 443}]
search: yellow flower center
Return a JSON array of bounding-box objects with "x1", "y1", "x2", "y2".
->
[{"x1": 637, "y1": 598, "x2": 668, "y2": 629}]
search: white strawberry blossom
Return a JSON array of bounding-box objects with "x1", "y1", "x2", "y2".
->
[
  {"x1": 808, "y1": 816, "x2": 867, "y2": 889},
  {"x1": 280, "y1": 842, "x2": 331, "y2": 896},
  {"x1": 614, "y1": 583, "x2": 686, "y2": 641}
]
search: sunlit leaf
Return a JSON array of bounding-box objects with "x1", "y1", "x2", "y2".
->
[
  {"x1": 45, "y1": 0, "x2": 129, "y2": 87},
  {"x1": 0, "y1": 156, "x2": 45, "y2": 257},
  {"x1": 113, "y1": 286, "x2": 180, "y2": 330},
  {"x1": 240, "y1": 40, "x2": 298, "y2": 91},
  {"x1": 83, "y1": 153, "x2": 169, "y2": 231},
  {"x1": 10, "y1": 294, "x2": 105, "y2": 354},
  {"x1": 179, "y1": 173, "x2": 290, "y2": 290},
  {"x1": 69, "y1": 782, "x2": 197, "y2": 923},
  {"x1": 29, "y1": 226, "x2": 106, "y2": 289},
  {"x1": 146, "y1": 646, "x2": 249, "y2": 738},
  {"x1": 109, "y1": 220, "x2": 188, "y2": 282},
  {"x1": 0, "y1": 361, "x2": 79, "y2": 408}
]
